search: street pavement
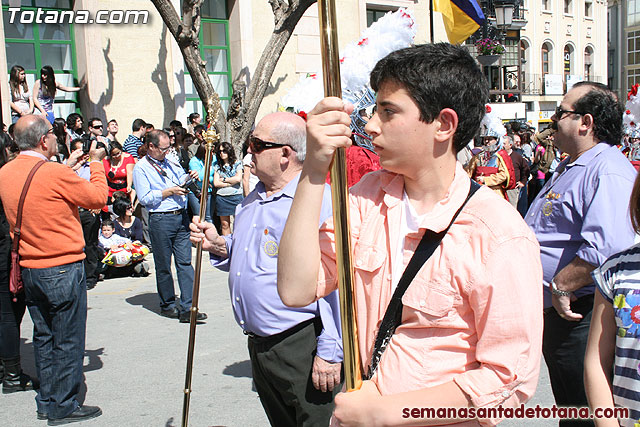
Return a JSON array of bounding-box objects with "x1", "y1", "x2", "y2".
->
[{"x1": 2, "y1": 253, "x2": 557, "y2": 426}]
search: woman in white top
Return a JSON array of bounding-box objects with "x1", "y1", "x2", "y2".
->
[
  {"x1": 9, "y1": 65, "x2": 33, "y2": 124},
  {"x1": 32, "y1": 65, "x2": 83, "y2": 124}
]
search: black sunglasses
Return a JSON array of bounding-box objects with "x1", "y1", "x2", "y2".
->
[
  {"x1": 91, "y1": 124, "x2": 103, "y2": 129},
  {"x1": 249, "y1": 136, "x2": 294, "y2": 153},
  {"x1": 554, "y1": 106, "x2": 583, "y2": 119}
]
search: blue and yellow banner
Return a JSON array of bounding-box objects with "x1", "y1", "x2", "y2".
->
[{"x1": 434, "y1": 0, "x2": 485, "y2": 45}]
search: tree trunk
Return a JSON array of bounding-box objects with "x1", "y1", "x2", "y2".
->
[{"x1": 152, "y1": 0, "x2": 318, "y2": 150}]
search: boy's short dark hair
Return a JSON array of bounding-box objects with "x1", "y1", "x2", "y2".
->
[
  {"x1": 194, "y1": 124, "x2": 205, "y2": 134},
  {"x1": 101, "y1": 219, "x2": 114, "y2": 229},
  {"x1": 188, "y1": 113, "x2": 200, "y2": 124},
  {"x1": 370, "y1": 43, "x2": 489, "y2": 153},
  {"x1": 132, "y1": 118, "x2": 146, "y2": 132}
]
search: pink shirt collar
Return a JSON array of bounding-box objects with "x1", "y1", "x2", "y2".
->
[{"x1": 380, "y1": 162, "x2": 471, "y2": 233}]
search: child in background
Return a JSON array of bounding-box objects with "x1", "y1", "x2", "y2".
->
[
  {"x1": 585, "y1": 172, "x2": 640, "y2": 427},
  {"x1": 98, "y1": 220, "x2": 149, "y2": 278},
  {"x1": 98, "y1": 220, "x2": 131, "y2": 251}
]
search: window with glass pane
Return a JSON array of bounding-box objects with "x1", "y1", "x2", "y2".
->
[
  {"x1": 629, "y1": 0, "x2": 640, "y2": 26},
  {"x1": 3, "y1": 2, "x2": 79, "y2": 114},
  {"x1": 502, "y1": 40, "x2": 519, "y2": 66},
  {"x1": 367, "y1": 9, "x2": 392, "y2": 27},
  {"x1": 542, "y1": 45, "x2": 550, "y2": 75},
  {"x1": 629, "y1": 69, "x2": 640, "y2": 91},
  {"x1": 2, "y1": 1, "x2": 72, "y2": 8},
  {"x1": 629, "y1": 31, "x2": 640, "y2": 66},
  {"x1": 183, "y1": 1, "x2": 231, "y2": 117},
  {"x1": 564, "y1": 0, "x2": 572, "y2": 14},
  {"x1": 584, "y1": 0, "x2": 592, "y2": 17}
]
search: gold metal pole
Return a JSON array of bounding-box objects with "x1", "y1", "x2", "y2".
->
[
  {"x1": 318, "y1": 0, "x2": 362, "y2": 391},
  {"x1": 181, "y1": 114, "x2": 220, "y2": 427}
]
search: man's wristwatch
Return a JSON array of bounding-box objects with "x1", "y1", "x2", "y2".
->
[{"x1": 550, "y1": 281, "x2": 571, "y2": 297}]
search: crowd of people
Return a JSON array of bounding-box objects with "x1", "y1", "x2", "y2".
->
[
  {"x1": 2, "y1": 109, "x2": 259, "y2": 282},
  {"x1": 0, "y1": 101, "x2": 261, "y2": 423},
  {"x1": 3, "y1": 46, "x2": 640, "y2": 427}
]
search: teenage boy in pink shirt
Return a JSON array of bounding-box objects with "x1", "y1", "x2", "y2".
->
[{"x1": 277, "y1": 43, "x2": 543, "y2": 426}]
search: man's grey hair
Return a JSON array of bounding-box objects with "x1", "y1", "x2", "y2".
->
[
  {"x1": 146, "y1": 129, "x2": 168, "y2": 147},
  {"x1": 15, "y1": 116, "x2": 50, "y2": 151},
  {"x1": 270, "y1": 120, "x2": 306, "y2": 163}
]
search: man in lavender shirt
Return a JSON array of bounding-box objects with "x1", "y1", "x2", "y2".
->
[
  {"x1": 526, "y1": 82, "x2": 636, "y2": 425},
  {"x1": 190, "y1": 112, "x2": 342, "y2": 427}
]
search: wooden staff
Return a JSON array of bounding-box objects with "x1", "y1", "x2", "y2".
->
[
  {"x1": 318, "y1": 0, "x2": 362, "y2": 391},
  {"x1": 181, "y1": 119, "x2": 220, "y2": 427}
]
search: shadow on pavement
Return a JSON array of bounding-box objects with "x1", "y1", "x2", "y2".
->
[
  {"x1": 125, "y1": 292, "x2": 160, "y2": 315},
  {"x1": 84, "y1": 347, "x2": 104, "y2": 373},
  {"x1": 223, "y1": 360, "x2": 252, "y2": 378}
]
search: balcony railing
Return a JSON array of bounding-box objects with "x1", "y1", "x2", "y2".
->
[
  {"x1": 482, "y1": 0, "x2": 527, "y2": 29},
  {"x1": 521, "y1": 74, "x2": 605, "y2": 95}
]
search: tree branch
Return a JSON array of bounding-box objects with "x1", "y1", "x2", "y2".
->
[{"x1": 237, "y1": 0, "x2": 316, "y2": 147}]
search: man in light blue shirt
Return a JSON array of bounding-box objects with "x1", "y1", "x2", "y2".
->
[
  {"x1": 133, "y1": 129, "x2": 206, "y2": 323},
  {"x1": 190, "y1": 112, "x2": 342, "y2": 427},
  {"x1": 526, "y1": 82, "x2": 636, "y2": 422}
]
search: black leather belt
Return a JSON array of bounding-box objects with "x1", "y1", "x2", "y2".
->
[
  {"x1": 149, "y1": 208, "x2": 185, "y2": 215},
  {"x1": 244, "y1": 317, "x2": 321, "y2": 346}
]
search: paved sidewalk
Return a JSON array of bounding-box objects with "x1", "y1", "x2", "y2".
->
[
  {"x1": 2, "y1": 255, "x2": 268, "y2": 427},
  {"x1": 1, "y1": 253, "x2": 556, "y2": 426}
]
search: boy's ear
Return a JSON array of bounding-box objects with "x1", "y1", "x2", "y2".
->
[{"x1": 435, "y1": 108, "x2": 458, "y2": 143}]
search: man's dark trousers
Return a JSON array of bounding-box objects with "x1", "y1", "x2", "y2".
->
[
  {"x1": 22, "y1": 261, "x2": 86, "y2": 419},
  {"x1": 543, "y1": 294, "x2": 595, "y2": 427},
  {"x1": 248, "y1": 319, "x2": 339, "y2": 427},
  {"x1": 148, "y1": 211, "x2": 194, "y2": 313},
  {"x1": 79, "y1": 209, "x2": 101, "y2": 287}
]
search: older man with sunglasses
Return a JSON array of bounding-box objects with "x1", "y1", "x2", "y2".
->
[
  {"x1": 526, "y1": 82, "x2": 636, "y2": 425},
  {"x1": 190, "y1": 112, "x2": 343, "y2": 427}
]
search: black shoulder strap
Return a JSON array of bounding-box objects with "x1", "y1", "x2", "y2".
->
[{"x1": 365, "y1": 179, "x2": 481, "y2": 379}]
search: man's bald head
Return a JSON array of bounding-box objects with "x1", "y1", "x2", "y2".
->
[
  {"x1": 14, "y1": 115, "x2": 52, "y2": 151},
  {"x1": 257, "y1": 112, "x2": 307, "y2": 162}
]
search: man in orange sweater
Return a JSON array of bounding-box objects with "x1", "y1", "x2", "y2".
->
[{"x1": 0, "y1": 115, "x2": 108, "y2": 425}]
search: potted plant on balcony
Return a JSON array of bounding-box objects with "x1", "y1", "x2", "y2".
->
[{"x1": 475, "y1": 38, "x2": 505, "y2": 66}]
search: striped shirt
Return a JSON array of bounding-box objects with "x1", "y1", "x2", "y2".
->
[
  {"x1": 123, "y1": 134, "x2": 143, "y2": 159},
  {"x1": 593, "y1": 243, "x2": 640, "y2": 427}
]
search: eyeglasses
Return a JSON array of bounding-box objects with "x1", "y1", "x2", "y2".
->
[
  {"x1": 41, "y1": 128, "x2": 55, "y2": 139},
  {"x1": 91, "y1": 124, "x2": 103, "y2": 129},
  {"x1": 156, "y1": 145, "x2": 171, "y2": 153},
  {"x1": 554, "y1": 106, "x2": 583, "y2": 119},
  {"x1": 248, "y1": 136, "x2": 294, "y2": 153}
]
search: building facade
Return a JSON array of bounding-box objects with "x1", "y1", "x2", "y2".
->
[
  {"x1": 518, "y1": 0, "x2": 607, "y2": 130},
  {"x1": 1, "y1": 0, "x2": 447, "y2": 134},
  {"x1": 608, "y1": 0, "x2": 640, "y2": 101},
  {"x1": 1, "y1": 0, "x2": 608, "y2": 136}
]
